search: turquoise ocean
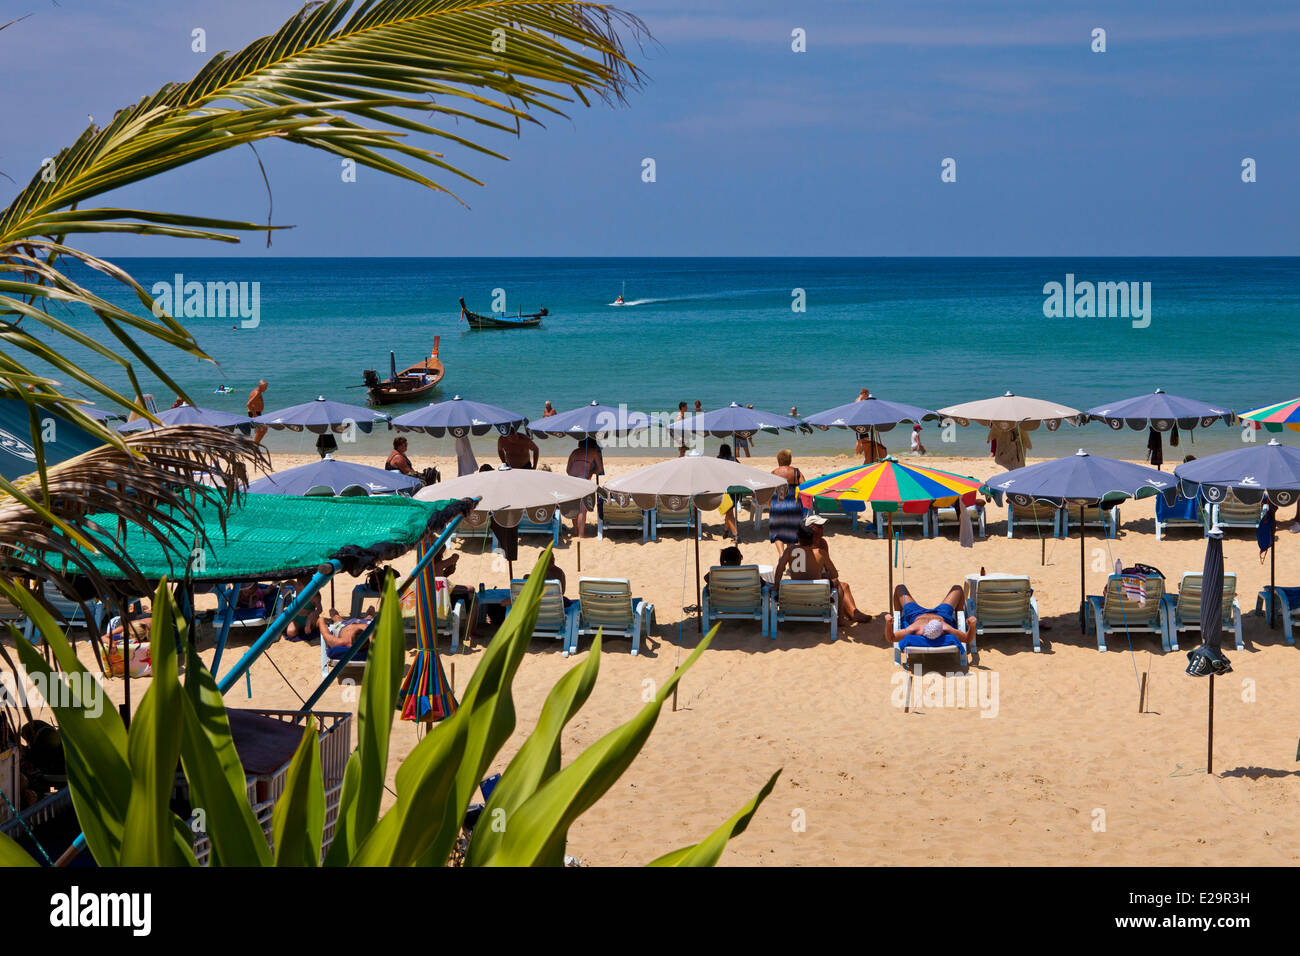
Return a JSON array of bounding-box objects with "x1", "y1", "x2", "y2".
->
[{"x1": 59, "y1": 257, "x2": 1300, "y2": 463}]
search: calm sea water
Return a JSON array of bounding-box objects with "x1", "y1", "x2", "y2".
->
[{"x1": 56, "y1": 257, "x2": 1300, "y2": 463}]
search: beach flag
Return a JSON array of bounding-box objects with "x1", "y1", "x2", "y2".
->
[{"x1": 396, "y1": 541, "x2": 458, "y2": 723}]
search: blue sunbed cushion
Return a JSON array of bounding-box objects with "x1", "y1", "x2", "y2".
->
[
  {"x1": 896, "y1": 633, "x2": 963, "y2": 651},
  {"x1": 326, "y1": 642, "x2": 368, "y2": 661},
  {"x1": 1157, "y1": 495, "x2": 1199, "y2": 521}
]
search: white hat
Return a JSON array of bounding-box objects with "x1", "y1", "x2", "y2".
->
[{"x1": 804, "y1": 514, "x2": 827, "y2": 527}]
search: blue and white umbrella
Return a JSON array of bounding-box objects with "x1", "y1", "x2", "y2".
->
[
  {"x1": 666, "y1": 402, "x2": 807, "y2": 440},
  {"x1": 528, "y1": 401, "x2": 650, "y2": 439},
  {"x1": 119, "y1": 403, "x2": 253, "y2": 433},
  {"x1": 255, "y1": 396, "x2": 390, "y2": 434},
  {"x1": 246, "y1": 455, "x2": 421, "y2": 496},
  {"x1": 985, "y1": 449, "x2": 1178, "y2": 623},
  {"x1": 1086, "y1": 389, "x2": 1234, "y2": 432},
  {"x1": 390, "y1": 395, "x2": 525, "y2": 437},
  {"x1": 803, "y1": 396, "x2": 939, "y2": 435},
  {"x1": 1175, "y1": 439, "x2": 1300, "y2": 627}
]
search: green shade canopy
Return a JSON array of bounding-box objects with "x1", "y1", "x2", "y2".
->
[{"x1": 61, "y1": 492, "x2": 453, "y2": 584}]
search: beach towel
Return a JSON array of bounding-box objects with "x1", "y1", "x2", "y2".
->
[
  {"x1": 959, "y1": 504, "x2": 974, "y2": 548},
  {"x1": 1258, "y1": 501, "x2": 1275, "y2": 557},
  {"x1": 1120, "y1": 575, "x2": 1149, "y2": 606},
  {"x1": 455, "y1": 434, "x2": 477, "y2": 477},
  {"x1": 1146, "y1": 427, "x2": 1163, "y2": 468},
  {"x1": 896, "y1": 632, "x2": 963, "y2": 651}
]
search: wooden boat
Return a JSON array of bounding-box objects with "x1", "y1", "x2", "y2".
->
[
  {"x1": 459, "y1": 297, "x2": 548, "y2": 330},
  {"x1": 363, "y1": 336, "x2": 444, "y2": 405}
]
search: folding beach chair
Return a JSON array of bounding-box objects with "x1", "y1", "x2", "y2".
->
[
  {"x1": 929, "y1": 504, "x2": 987, "y2": 539},
  {"x1": 1254, "y1": 586, "x2": 1300, "y2": 646},
  {"x1": 509, "y1": 578, "x2": 578, "y2": 651},
  {"x1": 596, "y1": 498, "x2": 651, "y2": 542},
  {"x1": 1084, "y1": 573, "x2": 1169, "y2": 652},
  {"x1": 1210, "y1": 499, "x2": 1264, "y2": 533},
  {"x1": 966, "y1": 575, "x2": 1039, "y2": 652},
  {"x1": 574, "y1": 578, "x2": 654, "y2": 656},
  {"x1": 1057, "y1": 503, "x2": 1121, "y2": 539},
  {"x1": 873, "y1": 507, "x2": 927, "y2": 538},
  {"x1": 701, "y1": 565, "x2": 768, "y2": 637},
  {"x1": 1163, "y1": 572, "x2": 1243, "y2": 652},
  {"x1": 888, "y1": 606, "x2": 972, "y2": 667},
  {"x1": 515, "y1": 512, "x2": 561, "y2": 546},
  {"x1": 811, "y1": 498, "x2": 860, "y2": 533},
  {"x1": 1006, "y1": 501, "x2": 1062, "y2": 539},
  {"x1": 1155, "y1": 494, "x2": 1209, "y2": 540},
  {"x1": 769, "y1": 579, "x2": 837, "y2": 642},
  {"x1": 650, "y1": 501, "x2": 700, "y2": 541}
]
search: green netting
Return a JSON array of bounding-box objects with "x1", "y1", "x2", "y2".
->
[{"x1": 57, "y1": 493, "x2": 454, "y2": 583}]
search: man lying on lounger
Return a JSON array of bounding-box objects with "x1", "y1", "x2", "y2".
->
[
  {"x1": 890, "y1": 583, "x2": 976, "y2": 644},
  {"x1": 322, "y1": 606, "x2": 377, "y2": 660}
]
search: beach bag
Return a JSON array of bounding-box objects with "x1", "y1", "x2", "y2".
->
[{"x1": 106, "y1": 639, "x2": 152, "y2": 678}]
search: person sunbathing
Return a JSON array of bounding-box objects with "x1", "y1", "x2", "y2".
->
[
  {"x1": 892, "y1": 583, "x2": 976, "y2": 643},
  {"x1": 773, "y1": 526, "x2": 871, "y2": 625},
  {"x1": 323, "y1": 607, "x2": 376, "y2": 658},
  {"x1": 285, "y1": 577, "x2": 322, "y2": 640},
  {"x1": 804, "y1": 516, "x2": 871, "y2": 623}
]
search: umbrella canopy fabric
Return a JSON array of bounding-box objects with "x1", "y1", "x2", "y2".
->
[
  {"x1": 798, "y1": 458, "x2": 983, "y2": 513},
  {"x1": 390, "y1": 395, "x2": 525, "y2": 437},
  {"x1": 665, "y1": 403, "x2": 807, "y2": 440},
  {"x1": 119, "y1": 403, "x2": 253, "y2": 433},
  {"x1": 80, "y1": 405, "x2": 122, "y2": 422},
  {"x1": 1237, "y1": 396, "x2": 1300, "y2": 434},
  {"x1": 414, "y1": 465, "x2": 595, "y2": 526},
  {"x1": 396, "y1": 539, "x2": 458, "y2": 723},
  {"x1": 0, "y1": 399, "x2": 106, "y2": 481},
  {"x1": 803, "y1": 396, "x2": 940, "y2": 435},
  {"x1": 1200, "y1": 530, "x2": 1225, "y2": 655},
  {"x1": 246, "y1": 455, "x2": 421, "y2": 496},
  {"x1": 255, "y1": 396, "x2": 389, "y2": 434},
  {"x1": 601, "y1": 452, "x2": 786, "y2": 511},
  {"x1": 1085, "y1": 389, "x2": 1234, "y2": 432},
  {"x1": 1173, "y1": 439, "x2": 1300, "y2": 508},
  {"x1": 984, "y1": 450, "x2": 1178, "y2": 509},
  {"x1": 938, "y1": 391, "x2": 1082, "y2": 431},
  {"x1": 528, "y1": 401, "x2": 650, "y2": 439}
]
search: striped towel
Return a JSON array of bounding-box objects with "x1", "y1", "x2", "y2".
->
[{"x1": 1121, "y1": 575, "x2": 1148, "y2": 606}]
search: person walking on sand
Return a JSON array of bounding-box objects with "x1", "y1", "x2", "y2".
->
[
  {"x1": 247, "y1": 379, "x2": 268, "y2": 444},
  {"x1": 565, "y1": 437, "x2": 603, "y2": 539},
  {"x1": 675, "y1": 401, "x2": 690, "y2": 457},
  {"x1": 498, "y1": 426, "x2": 539, "y2": 469},
  {"x1": 768, "y1": 449, "x2": 805, "y2": 555},
  {"x1": 910, "y1": 424, "x2": 926, "y2": 455}
]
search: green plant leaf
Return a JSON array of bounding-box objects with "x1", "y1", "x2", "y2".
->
[
  {"x1": 324, "y1": 572, "x2": 405, "y2": 865},
  {"x1": 466, "y1": 632, "x2": 602, "y2": 866},
  {"x1": 120, "y1": 582, "x2": 190, "y2": 865},
  {"x1": 0, "y1": 830, "x2": 38, "y2": 866},
  {"x1": 3, "y1": 581, "x2": 131, "y2": 866},
  {"x1": 484, "y1": 626, "x2": 719, "y2": 866},
  {"x1": 647, "y1": 769, "x2": 781, "y2": 867},
  {"x1": 179, "y1": 641, "x2": 273, "y2": 867},
  {"x1": 272, "y1": 723, "x2": 325, "y2": 866}
]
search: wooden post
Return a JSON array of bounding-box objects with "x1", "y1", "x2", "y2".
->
[{"x1": 1138, "y1": 671, "x2": 1147, "y2": 714}]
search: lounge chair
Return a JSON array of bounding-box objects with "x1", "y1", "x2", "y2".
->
[
  {"x1": 1210, "y1": 499, "x2": 1264, "y2": 533},
  {"x1": 509, "y1": 578, "x2": 578, "y2": 652},
  {"x1": 596, "y1": 498, "x2": 651, "y2": 542},
  {"x1": 929, "y1": 504, "x2": 987, "y2": 539},
  {"x1": 433, "y1": 577, "x2": 466, "y2": 653},
  {"x1": 966, "y1": 575, "x2": 1039, "y2": 652},
  {"x1": 1084, "y1": 573, "x2": 1169, "y2": 652},
  {"x1": 650, "y1": 502, "x2": 700, "y2": 541},
  {"x1": 320, "y1": 624, "x2": 370, "y2": 678},
  {"x1": 1254, "y1": 587, "x2": 1300, "y2": 646},
  {"x1": 20, "y1": 582, "x2": 110, "y2": 646},
  {"x1": 887, "y1": 605, "x2": 973, "y2": 667},
  {"x1": 515, "y1": 512, "x2": 561, "y2": 546},
  {"x1": 1058, "y1": 504, "x2": 1121, "y2": 539},
  {"x1": 1163, "y1": 572, "x2": 1243, "y2": 652},
  {"x1": 873, "y1": 508, "x2": 927, "y2": 538},
  {"x1": 701, "y1": 565, "x2": 768, "y2": 637},
  {"x1": 811, "y1": 497, "x2": 860, "y2": 533},
  {"x1": 1006, "y1": 502, "x2": 1062, "y2": 539},
  {"x1": 452, "y1": 516, "x2": 496, "y2": 550},
  {"x1": 769, "y1": 579, "x2": 837, "y2": 642},
  {"x1": 1155, "y1": 494, "x2": 1208, "y2": 540},
  {"x1": 574, "y1": 578, "x2": 654, "y2": 656}
]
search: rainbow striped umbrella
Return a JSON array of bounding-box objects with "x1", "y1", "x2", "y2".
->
[
  {"x1": 396, "y1": 540, "x2": 458, "y2": 723},
  {"x1": 798, "y1": 458, "x2": 984, "y2": 599},
  {"x1": 1238, "y1": 396, "x2": 1300, "y2": 433}
]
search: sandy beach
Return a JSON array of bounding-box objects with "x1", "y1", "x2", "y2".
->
[{"x1": 73, "y1": 451, "x2": 1300, "y2": 866}]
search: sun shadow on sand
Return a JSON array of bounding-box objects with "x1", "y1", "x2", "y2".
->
[{"x1": 1220, "y1": 766, "x2": 1300, "y2": 780}]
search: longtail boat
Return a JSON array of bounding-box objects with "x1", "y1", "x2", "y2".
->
[
  {"x1": 363, "y1": 336, "x2": 444, "y2": 406},
  {"x1": 459, "y1": 297, "x2": 547, "y2": 330}
]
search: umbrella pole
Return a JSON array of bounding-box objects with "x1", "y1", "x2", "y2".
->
[
  {"x1": 1079, "y1": 505, "x2": 1086, "y2": 634},
  {"x1": 1270, "y1": 533, "x2": 1276, "y2": 627},
  {"x1": 887, "y1": 512, "x2": 894, "y2": 604},
  {"x1": 695, "y1": 514, "x2": 703, "y2": 635},
  {"x1": 1207, "y1": 673, "x2": 1215, "y2": 775},
  {"x1": 577, "y1": 538, "x2": 582, "y2": 573}
]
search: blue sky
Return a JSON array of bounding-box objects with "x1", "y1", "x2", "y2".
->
[{"x1": 3, "y1": 0, "x2": 1298, "y2": 256}]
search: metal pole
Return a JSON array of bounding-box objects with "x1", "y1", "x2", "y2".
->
[
  {"x1": 1079, "y1": 505, "x2": 1086, "y2": 633},
  {"x1": 887, "y1": 512, "x2": 894, "y2": 601},
  {"x1": 1207, "y1": 673, "x2": 1215, "y2": 775},
  {"x1": 694, "y1": 514, "x2": 703, "y2": 634}
]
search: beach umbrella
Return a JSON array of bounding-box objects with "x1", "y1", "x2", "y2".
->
[
  {"x1": 665, "y1": 402, "x2": 808, "y2": 444},
  {"x1": 983, "y1": 450, "x2": 1177, "y2": 628},
  {"x1": 246, "y1": 455, "x2": 421, "y2": 496},
  {"x1": 1175, "y1": 439, "x2": 1300, "y2": 627},
  {"x1": 390, "y1": 395, "x2": 525, "y2": 437},
  {"x1": 527, "y1": 400, "x2": 650, "y2": 440},
  {"x1": 1236, "y1": 396, "x2": 1300, "y2": 434},
  {"x1": 80, "y1": 405, "x2": 123, "y2": 423},
  {"x1": 1182, "y1": 527, "x2": 1228, "y2": 774},
  {"x1": 0, "y1": 399, "x2": 107, "y2": 481},
  {"x1": 414, "y1": 465, "x2": 595, "y2": 580},
  {"x1": 804, "y1": 395, "x2": 940, "y2": 463},
  {"x1": 1085, "y1": 389, "x2": 1234, "y2": 468},
  {"x1": 798, "y1": 458, "x2": 984, "y2": 600},
  {"x1": 396, "y1": 538, "x2": 458, "y2": 723},
  {"x1": 604, "y1": 452, "x2": 786, "y2": 632},
  {"x1": 938, "y1": 391, "x2": 1084, "y2": 429},
  {"x1": 118, "y1": 403, "x2": 253, "y2": 434},
  {"x1": 255, "y1": 395, "x2": 389, "y2": 434}
]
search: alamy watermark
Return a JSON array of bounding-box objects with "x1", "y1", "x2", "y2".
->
[
  {"x1": 150, "y1": 273, "x2": 260, "y2": 328},
  {"x1": 1043, "y1": 273, "x2": 1151, "y2": 328}
]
